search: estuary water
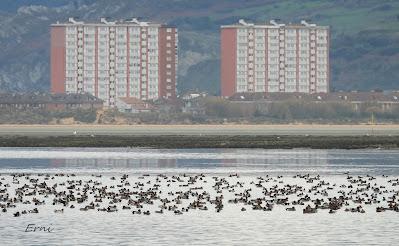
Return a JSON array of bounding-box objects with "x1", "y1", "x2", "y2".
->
[{"x1": 0, "y1": 147, "x2": 398, "y2": 245}]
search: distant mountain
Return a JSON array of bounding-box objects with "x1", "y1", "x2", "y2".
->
[{"x1": 0, "y1": 0, "x2": 398, "y2": 94}]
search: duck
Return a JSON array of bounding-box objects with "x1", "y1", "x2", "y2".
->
[
  {"x1": 174, "y1": 210, "x2": 183, "y2": 215},
  {"x1": 376, "y1": 207, "x2": 385, "y2": 212},
  {"x1": 132, "y1": 209, "x2": 142, "y2": 215},
  {"x1": 107, "y1": 206, "x2": 118, "y2": 213},
  {"x1": 303, "y1": 205, "x2": 317, "y2": 214}
]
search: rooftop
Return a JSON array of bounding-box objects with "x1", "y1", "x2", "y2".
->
[
  {"x1": 117, "y1": 97, "x2": 155, "y2": 110},
  {"x1": 221, "y1": 19, "x2": 329, "y2": 29},
  {"x1": 51, "y1": 17, "x2": 174, "y2": 28},
  {"x1": 0, "y1": 92, "x2": 103, "y2": 104},
  {"x1": 229, "y1": 92, "x2": 399, "y2": 103}
]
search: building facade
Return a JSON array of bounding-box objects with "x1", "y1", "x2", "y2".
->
[
  {"x1": 221, "y1": 20, "x2": 330, "y2": 97},
  {"x1": 51, "y1": 18, "x2": 178, "y2": 107}
]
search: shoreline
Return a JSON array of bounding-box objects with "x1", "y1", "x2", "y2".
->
[
  {"x1": 0, "y1": 135, "x2": 398, "y2": 149},
  {"x1": 0, "y1": 124, "x2": 399, "y2": 136}
]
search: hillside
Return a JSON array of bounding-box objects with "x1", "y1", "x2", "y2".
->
[{"x1": 0, "y1": 0, "x2": 398, "y2": 94}]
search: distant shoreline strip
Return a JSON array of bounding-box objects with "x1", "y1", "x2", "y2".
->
[{"x1": 0, "y1": 135, "x2": 398, "y2": 149}]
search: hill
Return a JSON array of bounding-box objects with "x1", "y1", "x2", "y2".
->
[{"x1": 0, "y1": 0, "x2": 398, "y2": 94}]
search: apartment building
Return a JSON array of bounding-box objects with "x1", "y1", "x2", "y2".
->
[
  {"x1": 221, "y1": 19, "x2": 330, "y2": 97},
  {"x1": 51, "y1": 18, "x2": 178, "y2": 107}
]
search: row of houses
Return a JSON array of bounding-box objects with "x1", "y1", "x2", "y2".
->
[
  {"x1": 230, "y1": 91, "x2": 399, "y2": 103},
  {"x1": 183, "y1": 91, "x2": 399, "y2": 114},
  {"x1": 0, "y1": 92, "x2": 166, "y2": 113},
  {"x1": 1, "y1": 91, "x2": 399, "y2": 114},
  {"x1": 0, "y1": 93, "x2": 103, "y2": 110}
]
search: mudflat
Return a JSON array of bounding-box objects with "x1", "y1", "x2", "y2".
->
[
  {"x1": 0, "y1": 135, "x2": 398, "y2": 149},
  {"x1": 0, "y1": 124, "x2": 398, "y2": 136}
]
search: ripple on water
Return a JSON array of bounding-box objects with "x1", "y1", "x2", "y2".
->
[{"x1": 1, "y1": 148, "x2": 399, "y2": 245}]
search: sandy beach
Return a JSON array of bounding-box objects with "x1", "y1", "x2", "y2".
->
[{"x1": 0, "y1": 124, "x2": 399, "y2": 136}]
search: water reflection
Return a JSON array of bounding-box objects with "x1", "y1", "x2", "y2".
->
[{"x1": 0, "y1": 148, "x2": 398, "y2": 175}]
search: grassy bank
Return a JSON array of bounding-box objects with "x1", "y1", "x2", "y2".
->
[{"x1": 0, "y1": 135, "x2": 398, "y2": 149}]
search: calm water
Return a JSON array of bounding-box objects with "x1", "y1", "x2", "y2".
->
[{"x1": 0, "y1": 147, "x2": 399, "y2": 245}]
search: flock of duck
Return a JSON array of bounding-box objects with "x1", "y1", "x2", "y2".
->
[{"x1": 1, "y1": 173, "x2": 399, "y2": 217}]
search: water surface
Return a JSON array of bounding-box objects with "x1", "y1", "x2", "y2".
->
[{"x1": 0, "y1": 148, "x2": 398, "y2": 245}]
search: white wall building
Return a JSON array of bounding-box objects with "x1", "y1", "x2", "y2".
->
[
  {"x1": 221, "y1": 20, "x2": 330, "y2": 96},
  {"x1": 51, "y1": 18, "x2": 178, "y2": 107}
]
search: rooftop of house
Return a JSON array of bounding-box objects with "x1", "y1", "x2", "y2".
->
[
  {"x1": 117, "y1": 97, "x2": 155, "y2": 110},
  {"x1": 0, "y1": 92, "x2": 103, "y2": 104},
  {"x1": 229, "y1": 92, "x2": 399, "y2": 103}
]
